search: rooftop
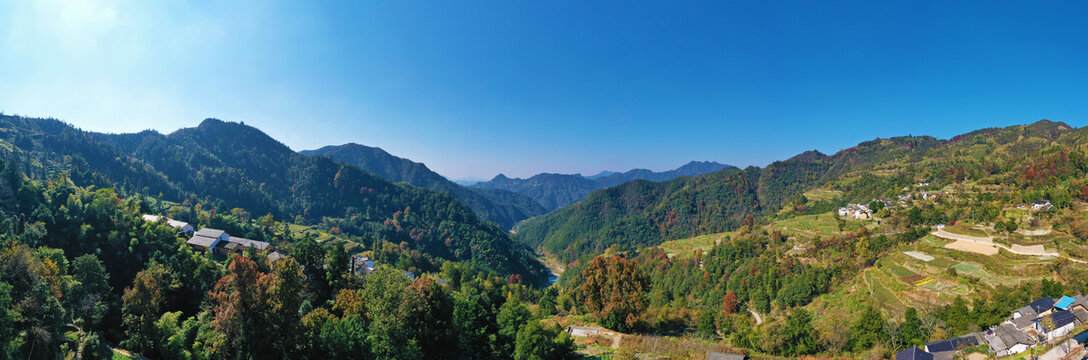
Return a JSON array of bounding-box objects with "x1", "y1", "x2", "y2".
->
[
  {"x1": 187, "y1": 235, "x2": 218, "y2": 248},
  {"x1": 195, "y1": 228, "x2": 227, "y2": 239},
  {"x1": 1027, "y1": 297, "x2": 1056, "y2": 313},
  {"x1": 229, "y1": 236, "x2": 272, "y2": 250},
  {"x1": 895, "y1": 347, "x2": 934, "y2": 360},
  {"x1": 1039, "y1": 310, "x2": 1077, "y2": 330},
  {"x1": 926, "y1": 335, "x2": 978, "y2": 353},
  {"x1": 1055, "y1": 295, "x2": 1076, "y2": 310}
]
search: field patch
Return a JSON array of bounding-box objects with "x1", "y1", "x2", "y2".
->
[
  {"x1": 952, "y1": 262, "x2": 982, "y2": 273},
  {"x1": 901, "y1": 274, "x2": 926, "y2": 285},
  {"x1": 944, "y1": 240, "x2": 999, "y2": 256},
  {"x1": 919, "y1": 279, "x2": 970, "y2": 296},
  {"x1": 803, "y1": 188, "x2": 844, "y2": 201},
  {"x1": 771, "y1": 213, "x2": 867, "y2": 237},
  {"x1": 887, "y1": 264, "x2": 916, "y2": 278},
  {"x1": 658, "y1": 232, "x2": 732, "y2": 256},
  {"x1": 904, "y1": 251, "x2": 934, "y2": 262}
]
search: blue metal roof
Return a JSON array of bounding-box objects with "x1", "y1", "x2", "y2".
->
[
  {"x1": 1028, "y1": 297, "x2": 1056, "y2": 313},
  {"x1": 1074, "y1": 330, "x2": 1088, "y2": 344},
  {"x1": 896, "y1": 347, "x2": 934, "y2": 360},
  {"x1": 1039, "y1": 310, "x2": 1077, "y2": 330},
  {"x1": 926, "y1": 336, "x2": 978, "y2": 353},
  {"x1": 1055, "y1": 296, "x2": 1076, "y2": 310}
]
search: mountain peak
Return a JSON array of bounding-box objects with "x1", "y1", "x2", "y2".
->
[
  {"x1": 789, "y1": 150, "x2": 828, "y2": 162},
  {"x1": 198, "y1": 118, "x2": 226, "y2": 127}
]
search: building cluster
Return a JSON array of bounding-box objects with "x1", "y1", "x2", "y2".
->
[
  {"x1": 838, "y1": 203, "x2": 873, "y2": 220},
  {"x1": 1032, "y1": 200, "x2": 1053, "y2": 211},
  {"x1": 186, "y1": 227, "x2": 288, "y2": 260},
  {"x1": 142, "y1": 214, "x2": 286, "y2": 260},
  {"x1": 896, "y1": 191, "x2": 943, "y2": 206},
  {"x1": 141, "y1": 214, "x2": 195, "y2": 235},
  {"x1": 896, "y1": 295, "x2": 1088, "y2": 360}
]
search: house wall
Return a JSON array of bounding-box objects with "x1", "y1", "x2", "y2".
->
[
  {"x1": 1048, "y1": 323, "x2": 1075, "y2": 340},
  {"x1": 1008, "y1": 343, "x2": 1029, "y2": 355}
]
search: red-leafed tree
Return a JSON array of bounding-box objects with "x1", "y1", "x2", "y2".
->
[
  {"x1": 722, "y1": 291, "x2": 738, "y2": 315},
  {"x1": 208, "y1": 255, "x2": 305, "y2": 360},
  {"x1": 577, "y1": 256, "x2": 650, "y2": 332}
]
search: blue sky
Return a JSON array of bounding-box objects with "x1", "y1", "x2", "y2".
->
[{"x1": 2, "y1": 1, "x2": 1087, "y2": 180}]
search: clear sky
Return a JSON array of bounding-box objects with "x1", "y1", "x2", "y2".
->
[{"x1": 2, "y1": 1, "x2": 1087, "y2": 180}]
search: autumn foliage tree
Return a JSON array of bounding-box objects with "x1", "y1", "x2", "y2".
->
[
  {"x1": 722, "y1": 291, "x2": 738, "y2": 315},
  {"x1": 577, "y1": 256, "x2": 650, "y2": 332},
  {"x1": 208, "y1": 255, "x2": 305, "y2": 360}
]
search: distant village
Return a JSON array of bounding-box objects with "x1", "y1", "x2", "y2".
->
[{"x1": 141, "y1": 214, "x2": 435, "y2": 281}]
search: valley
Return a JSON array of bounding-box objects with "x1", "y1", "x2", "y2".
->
[{"x1": 4, "y1": 116, "x2": 1088, "y2": 359}]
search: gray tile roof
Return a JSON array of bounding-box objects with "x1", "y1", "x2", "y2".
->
[
  {"x1": 1072, "y1": 307, "x2": 1088, "y2": 323},
  {"x1": 1010, "y1": 305, "x2": 1040, "y2": 329},
  {"x1": 267, "y1": 251, "x2": 286, "y2": 262},
  {"x1": 187, "y1": 235, "x2": 218, "y2": 248},
  {"x1": 991, "y1": 323, "x2": 1034, "y2": 352},
  {"x1": 229, "y1": 236, "x2": 271, "y2": 250},
  {"x1": 194, "y1": 228, "x2": 226, "y2": 239},
  {"x1": 166, "y1": 219, "x2": 191, "y2": 229}
]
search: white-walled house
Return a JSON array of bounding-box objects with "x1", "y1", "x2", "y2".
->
[
  {"x1": 987, "y1": 323, "x2": 1034, "y2": 357},
  {"x1": 186, "y1": 228, "x2": 230, "y2": 252},
  {"x1": 141, "y1": 214, "x2": 195, "y2": 235},
  {"x1": 1035, "y1": 310, "x2": 1077, "y2": 341}
]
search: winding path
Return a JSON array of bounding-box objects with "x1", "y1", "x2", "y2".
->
[{"x1": 749, "y1": 309, "x2": 763, "y2": 325}]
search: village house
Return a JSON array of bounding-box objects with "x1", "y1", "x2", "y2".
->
[
  {"x1": 186, "y1": 228, "x2": 229, "y2": 252},
  {"x1": 267, "y1": 251, "x2": 287, "y2": 263},
  {"x1": 141, "y1": 214, "x2": 195, "y2": 235},
  {"x1": 1032, "y1": 200, "x2": 1053, "y2": 210},
  {"x1": 924, "y1": 335, "x2": 980, "y2": 360},
  {"x1": 1035, "y1": 310, "x2": 1078, "y2": 341},
  {"x1": 186, "y1": 228, "x2": 275, "y2": 255},
  {"x1": 986, "y1": 323, "x2": 1034, "y2": 357},
  {"x1": 895, "y1": 347, "x2": 934, "y2": 360},
  {"x1": 1055, "y1": 295, "x2": 1077, "y2": 311},
  {"x1": 1009, "y1": 297, "x2": 1056, "y2": 330},
  {"x1": 837, "y1": 203, "x2": 872, "y2": 220},
  {"x1": 353, "y1": 255, "x2": 376, "y2": 274}
]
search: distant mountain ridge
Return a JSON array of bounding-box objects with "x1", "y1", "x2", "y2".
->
[
  {"x1": 300, "y1": 143, "x2": 546, "y2": 229},
  {"x1": 0, "y1": 116, "x2": 549, "y2": 283},
  {"x1": 515, "y1": 119, "x2": 1076, "y2": 263},
  {"x1": 472, "y1": 161, "x2": 735, "y2": 211}
]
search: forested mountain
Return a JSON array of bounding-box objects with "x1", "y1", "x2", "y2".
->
[
  {"x1": 515, "y1": 153, "x2": 833, "y2": 262},
  {"x1": 472, "y1": 161, "x2": 734, "y2": 211},
  {"x1": 0, "y1": 115, "x2": 548, "y2": 283},
  {"x1": 516, "y1": 120, "x2": 1078, "y2": 263},
  {"x1": 6, "y1": 115, "x2": 1088, "y2": 359},
  {"x1": 300, "y1": 143, "x2": 545, "y2": 229},
  {"x1": 0, "y1": 154, "x2": 574, "y2": 360},
  {"x1": 593, "y1": 161, "x2": 735, "y2": 188}
]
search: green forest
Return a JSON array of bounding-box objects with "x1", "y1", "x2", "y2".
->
[{"x1": 7, "y1": 117, "x2": 1088, "y2": 359}]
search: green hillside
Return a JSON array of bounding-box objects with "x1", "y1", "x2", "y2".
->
[
  {"x1": 1, "y1": 115, "x2": 548, "y2": 284},
  {"x1": 301, "y1": 143, "x2": 547, "y2": 229}
]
